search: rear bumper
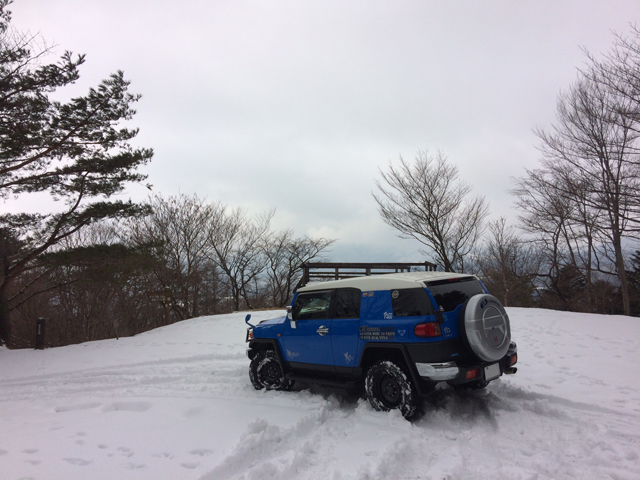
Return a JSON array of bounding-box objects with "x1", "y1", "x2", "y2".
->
[
  {"x1": 415, "y1": 361, "x2": 460, "y2": 381},
  {"x1": 415, "y1": 341, "x2": 518, "y2": 384}
]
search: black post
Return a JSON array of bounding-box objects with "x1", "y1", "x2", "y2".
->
[
  {"x1": 164, "y1": 287, "x2": 171, "y2": 325},
  {"x1": 35, "y1": 317, "x2": 45, "y2": 350}
]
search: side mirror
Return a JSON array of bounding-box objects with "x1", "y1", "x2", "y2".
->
[
  {"x1": 286, "y1": 306, "x2": 296, "y2": 329},
  {"x1": 245, "y1": 314, "x2": 255, "y2": 328}
]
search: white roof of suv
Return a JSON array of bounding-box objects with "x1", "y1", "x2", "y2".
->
[{"x1": 297, "y1": 271, "x2": 476, "y2": 292}]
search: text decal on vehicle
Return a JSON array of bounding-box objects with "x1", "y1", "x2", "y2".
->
[{"x1": 360, "y1": 326, "x2": 395, "y2": 341}]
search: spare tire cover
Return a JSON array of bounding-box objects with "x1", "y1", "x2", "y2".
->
[{"x1": 461, "y1": 294, "x2": 511, "y2": 362}]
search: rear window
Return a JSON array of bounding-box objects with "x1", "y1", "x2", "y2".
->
[
  {"x1": 426, "y1": 277, "x2": 485, "y2": 312},
  {"x1": 391, "y1": 288, "x2": 434, "y2": 317},
  {"x1": 335, "y1": 289, "x2": 361, "y2": 319}
]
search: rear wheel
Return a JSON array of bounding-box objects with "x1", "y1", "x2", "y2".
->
[
  {"x1": 249, "y1": 350, "x2": 293, "y2": 391},
  {"x1": 365, "y1": 360, "x2": 419, "y2": 419}
]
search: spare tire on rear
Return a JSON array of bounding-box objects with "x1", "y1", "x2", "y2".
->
[{"x1": 459, "y1": 294, "x2": 511, "y2": 362}]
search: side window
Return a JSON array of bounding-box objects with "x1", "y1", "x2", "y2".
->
[
  {"x1": 292, "y1": 291, "x2": 333, "y2": 320},
  {"x1": 426, "y1": 278, "x2": 485, "y2": 312},
  {"x1": 334, "y1": 289, "x2": 361, "y2": 319},
  {"x1": 391, "y1": 288, "x2": 434, "y2": 317}
]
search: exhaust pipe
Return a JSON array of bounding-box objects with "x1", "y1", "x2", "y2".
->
[{"x1": 504, "y1": 367, "x2": 517, "y2": 375}]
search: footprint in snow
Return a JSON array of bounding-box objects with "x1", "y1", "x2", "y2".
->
[
  {"x1": 63, "y1": 458, "x2": 92, "y2": 466},
  {"x1": 23, "y1": 449, "x2": 38, "y2": 454},
  {"x1": 182, "y1": 462, "x2": 200, "y2": 469},
  {"x1": 102, "y1": 402, "x2": 151, "y2": 412},
  {"x1": 118, "y1": 447, "x2": 134, "y2": 457},
  {"x1": 190, "y1": 449, "x2": 213, "y2": 456},
  {"x1": 0, "y1": 449, "x2": 8, "y2": 456},
  {"x1": 153, "y1": 452, "x2": 174, "y2": 459},
  {"x1": 55, "y1": 403, "x2": 101, "y2": 413}
]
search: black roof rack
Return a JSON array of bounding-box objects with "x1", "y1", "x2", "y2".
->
[{"x1": 295, "y1": 261, "x2": 437, "y2": 291}]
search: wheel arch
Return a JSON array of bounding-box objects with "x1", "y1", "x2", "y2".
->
[
  {"x1": 358, "y1": 343, "x2": 423, "y2": 394},
  {"x1": 248, "y1": 338, "x2": 286, "y2": 366}
]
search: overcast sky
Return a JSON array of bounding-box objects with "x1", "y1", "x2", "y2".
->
[{"x1": 8, "y1": 0, "x2": 640, "y2": 262}]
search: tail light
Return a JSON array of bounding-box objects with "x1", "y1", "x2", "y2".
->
[
  {"x1": 466, "y1": 369, "x2": 479, "y2": 380},
  {"x1": 414, "y1": 322, "x2": 442, "y2": 337},
  {"x1": 510, "y1": 354, "x2": 517, "y2": 366}
]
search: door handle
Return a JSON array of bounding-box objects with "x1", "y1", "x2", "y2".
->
[{"x1": 316, "y1": 325, "x2": 329, "y2": 336}]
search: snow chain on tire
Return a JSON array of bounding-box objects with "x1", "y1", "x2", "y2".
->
[
  {"x1": 365, "y1": 360, "x2": 419, "y2": 419},
  {"x1": 249, "y1": 349, "x2": 293, "y2": 391}
]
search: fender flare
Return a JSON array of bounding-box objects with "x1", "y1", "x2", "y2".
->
[{"x1": 248, "y1": 338, "x2": 287, "y2": 370}]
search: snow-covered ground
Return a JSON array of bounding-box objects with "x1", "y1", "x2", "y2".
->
[{"x1": 1, "y1": 308, "x2": 639, "y2": 480}]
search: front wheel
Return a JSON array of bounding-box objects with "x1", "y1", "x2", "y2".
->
[
  {"x1": 249, "y1": 350, "x2": 293, "y2": 391},
  {"x1": 365, "y1": 360, "x2": 420, "y2": 419}
]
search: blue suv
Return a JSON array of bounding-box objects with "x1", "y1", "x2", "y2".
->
[{"x1": 245, "y1": 272, "x2": 518, "y2": 419}]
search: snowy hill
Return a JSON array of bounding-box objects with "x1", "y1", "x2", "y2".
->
[{"x1": 1, "y1": 308, "x2": 639, "y2": 480}]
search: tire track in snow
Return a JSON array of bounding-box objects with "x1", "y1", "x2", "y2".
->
[
  {"x1": 198, "y1": 395, "x2": 367, "y2": 480},
  {"x1": 199, "y1": 380, "x2": 640, "y2": 480},
  {"x1": 396, "y1": 382, "x2": 640, "y2": 480},
  {"x1": 0, "y1": 351, "x2": 246, "y2": 386},
  {"x1": 0, "y1": 352, "x2": 250, "y2": 403}
]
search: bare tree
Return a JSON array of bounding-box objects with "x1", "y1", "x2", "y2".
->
[
  {"x1": 535, "y1": 72, "x2": 640, "y2": 315},
  {"x1": 126, "y1": 193, "x2": 220, "y2": 320},
  {"x1": 585, "y1": 26, "x2": 640, "y2": 135},
  {"x1": 477, "y1": 218, "x2": 541, "y2": 307},
  {"x1": 585, "y1": 27, "x2": 640, "y2": 243},
  {"x1": 208, "y1": 208, "x2": 272, "y2": 311},
  {"x1": 263, "y1": 230, "x2": 335, "y2": 307},
  {"x1": 512, "y1": 169, "x2": 600, "y2": 311},
  {"x1": 373, "y1": 150, "x2": 489, "y2": 272}
]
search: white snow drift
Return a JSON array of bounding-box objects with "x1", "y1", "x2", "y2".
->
[{"x1": 1, "y1": 308, "x2": 639, "y2": 480}]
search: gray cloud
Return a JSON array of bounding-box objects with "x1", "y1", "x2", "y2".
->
[{"x1": 9, "y1": 0, "x2": 640, "y2": 261}]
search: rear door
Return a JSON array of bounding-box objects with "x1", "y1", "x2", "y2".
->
[{"x1": 330, "y1": 288, "x2": 361, "y2": 370}]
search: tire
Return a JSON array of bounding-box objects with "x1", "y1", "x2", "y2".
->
[
  {"x1": 249, "y1": 350, "x2": 293, "y2": 391},
  {"x1": 365, "y1": 360, "x2": 420, "y2": 419},
  {"x1": 459, "y1": 294, "x2": 511, "y2": 363}
]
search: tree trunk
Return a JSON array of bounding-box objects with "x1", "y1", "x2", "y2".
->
[
  {"x1": 612, "y1": 234, "x2": 631, "y2": 315},
  {"x1": 585, "y1": 235, "x2": 593, "y2": 312},
  {"x1": 0, "y1": 283, "x2": 10, "y2": 346}
]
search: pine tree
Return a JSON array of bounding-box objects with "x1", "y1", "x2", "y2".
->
[{"x1": 0, "y1": 0, "x2": 153, "y2": 343}]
